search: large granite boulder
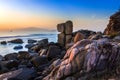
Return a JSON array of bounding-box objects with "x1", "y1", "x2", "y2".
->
[
  {"x1": 104, "y1": 11, "x2": 120, "y2": 35},
  {"x1": 43, "y1": 39, "x2": 120, "y2": 80}
]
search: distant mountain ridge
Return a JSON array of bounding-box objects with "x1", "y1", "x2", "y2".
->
[{"x1": 15, "y1": 27, "x2": 56, "y2": 32}]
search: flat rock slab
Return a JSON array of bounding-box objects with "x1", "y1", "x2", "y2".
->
[{"x1": 0, "y1": 68, "x2": 35, "y2": 80}]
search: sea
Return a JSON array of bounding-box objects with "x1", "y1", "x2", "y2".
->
[{"x1": 0, "y1": 31, "x2": 57, "y2": 56}]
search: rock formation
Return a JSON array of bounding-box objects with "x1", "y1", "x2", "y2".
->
[
  {"x1": 104, "y1": 11, "x2": 120, "y2": 35},
  {"x1": 57, "y1": 21, "x2": 73, "y2": 46}
]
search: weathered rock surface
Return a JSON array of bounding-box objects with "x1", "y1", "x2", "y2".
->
[
  {"x1": 8, "y1": 39, "x2": 23, "y2": 44},
  {"x1": 43, "y1": 39, "x2": 120, "y2": 80},
  {"x1": 104, "y1": 11, "x2": 120, "y2": 35}
]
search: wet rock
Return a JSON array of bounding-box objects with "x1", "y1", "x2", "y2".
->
[
  {"x1": 34, "y1": 76, "x2": 43, "y2": 80},
  {"x1": 31, "y1": 56, "x2": 48, "y2": 67},
  {"x1": 0, "y1": 55, "x2": 4, "y2": 61},
  {"x1": 13, "y1": 45, "x2": 23, "y2": 50},
  {"x1": 47, "y1": 45, "x2": 61, "y2": 60},
  {"x1": 0, "y1": 68, "x2": 36, "y2": 80},
  {"x1": 104, "y1": 11, "x2": 120, "y2": 35},
  {"x1": 4, "y1": 53, "x2": 18, "y2": 60},
  {"x1": 65, "y1": 20, "x2": 73, "y2": 34},
  {"x1": 57, "y1": 23, "x2": 65, "y2": 33},
  {"x1": 25, "y1": 43, "x2": 36, "y2": 49},
  {"x1": 17, "y1": 51, "x2": 30, "y2": 59},
  {"x1": 0, "y1": 41, "x2": 7, "y2": 45},
  {"x1": 8, "y1": 39, "x2": 23, "y2": 44},
  {"x1": 28, "y1": 39, "x2": 37, "y2": 43}
]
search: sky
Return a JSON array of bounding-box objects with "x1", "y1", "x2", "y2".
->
[{"x1": 0, "y1": 0, "x2": 120, "y2": 32}]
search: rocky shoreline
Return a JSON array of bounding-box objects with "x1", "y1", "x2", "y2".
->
[{"x1": 0, "y1": 11, "x2": 120, "y2": 80}]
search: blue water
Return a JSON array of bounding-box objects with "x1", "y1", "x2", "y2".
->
[{"x1": 0, "y1": 31, "x2": 57, "y2": 56}]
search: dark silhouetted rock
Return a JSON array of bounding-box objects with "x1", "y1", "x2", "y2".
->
[
  {"x1": 25, "y1": 43, "x2": 36, "y2": 49},
  {"x1": 28, "y1": 39, "x2": 37, "y2": 43},
  {"x1": 0, "y1": 68, "x2": 36, "y2": 80},
  {"x1": 0, "y1": 41, "x2": 7, "y2": 45},
  {"x1": 13, "y1": 45, "x2": 23, "y2": 50},
  {"x1": 104, "y1": 11, "x2": 120, "y2": 35},
  {"x1": 4, "y1": 53, "x2": 18, "y2": 60},
  {"x1": 5, "y1": 60, "x2": 19, "y2": 69},
  {"x1": 17, "y1": 51, "x2": 30, "y2": 59},
  {"x1": 31, "y1": 56, "x2": 48, "y2": 67},
  {"x1": 47, "y1": 45, "x2": 61, "y2": 60},
  {"x1": 8, "y1": 39, "x2": 23, "y2": 44},
  {"x1": 37, "y1": 38, "x2": 48, "y2": 46}
]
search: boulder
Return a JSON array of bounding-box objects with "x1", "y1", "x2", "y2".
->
[
  {"x1": 13, "y1": 45, "x2": 23, "y2": 50},
  {"x1": 73, "y1": 30, "x2": 96, "y2": 38},
  {"x1": 74, "y1": 32, "x2": 85, "y2": 43},
  {"x1": 58, "y1": 33, "x2": 65, "y2": 45},
  {"x1": 39, "y1": 49, "x2": 47, "y2": 56},
  {"x1": 31, "y1": 56, "x2": 48, "y2": 67},
  {"x1": 57, "y1": 23, "x2": 65, "y2": 33},
  {"x1": 0, "y1": 55, "x2": 4, "y2": 61},
  {"x1": 25, "y1": 43, "x2": 36, "y2": 49},
  {"x1": 4, "y1": 60, "x2": 19, "y2": 69},
  {"x1": 65, "y1": 21, "x2": 73, "y2": 34},
  {"x1": 66, "y1": 35, "x2": 72, "y2": 44},
  {"x1": 17, "y1": 51, "x2": 30, "y2": 59},
  {"x1": 37, "y1": 38, "x2": 48, "y2": 46},
  {"x1": 47, "y1": 45, "x2": 61, "y2": 60},
  {"x1": 0, "y1": 68, "x2": 36, "y2": 80},
  {"x1": 88, "y1": 34, "x2": 103, "y2": 40},
  {"x1": 28, "y1": 39, "x2": 37, "y2": 43},
  {"x1": 4, "y1": 53, "x2": 18, "y2": 60},
  {"x1": 104, "y1": 11, "x2": 120, "y2": 35},
  {"x1": 8, "y1": 39, "x2": 23, "y2": 44},
  {"x1": 0, "y1": 41, "x2": 7, "y2": 45}
]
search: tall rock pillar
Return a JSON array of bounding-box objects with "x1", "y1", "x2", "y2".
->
[{"x1": 57, "y1": 21, "x2": 73, "y2": 46}]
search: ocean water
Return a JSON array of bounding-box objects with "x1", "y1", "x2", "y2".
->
[{"x1": 0, "y1": 31, "x2": 57, "y2": 56}]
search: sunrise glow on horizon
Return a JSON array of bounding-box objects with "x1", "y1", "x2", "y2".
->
[{"x1": 0, "y1": 0, "x2": 120, "y2": 31}]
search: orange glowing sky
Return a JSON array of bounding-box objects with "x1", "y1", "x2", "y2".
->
[{"x1": 0, "y1": 0, "x2": 120, "y2": 31}]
